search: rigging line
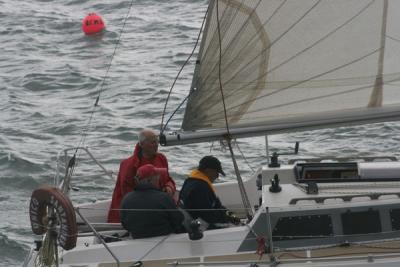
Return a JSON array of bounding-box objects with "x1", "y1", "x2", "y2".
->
[
  {"x1": 159, "y1": 4, "x2": 209, "y2": 133},
  {"x1": 71, "y1": 142, "x2": 134, "y2": 149},
  {"x1": 68, "y1": 0, "x2": 135, "y2": 178},
  {"x1": 161, "y1": 0, "x2": 229, "y2": 132},
  {"x1": 197, "y1": 48, "x2": 381, "y2": 123},
  {"x1": 161, "y1": 95, "x2": 189, "y2": 133},
  {"x1": 216, "y1": 0, "x2": 230, "y2": 135},
  {"x1": 195, "y1": 0, "x2": 375, "y2": 110},
  {"x1": 386, "y1": 34, "x2": 400, "y2": 44},
  {"x1": 217, "y1": 0, "x2": 253, "y2": 219},
  {"x1": 161, "y1": 0, "x2": 247, "y2": 131},
  {"x1": 209, "y1": 142, "x2": 214, "y2": 153},
  {"x1": 235, "y1": 142, "x2": 255, "y2": 172},
  {"x1": 74, "y1": 0, "x2": 135, "y2": 153}
]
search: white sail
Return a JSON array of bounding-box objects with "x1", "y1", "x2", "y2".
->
[{"x1": 181, "y1": 0, "x2": 400, "y2": 134}]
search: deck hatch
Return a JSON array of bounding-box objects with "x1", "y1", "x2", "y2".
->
[{"x1": 295, "y1": 163, "x2": 358, "y2": 182}]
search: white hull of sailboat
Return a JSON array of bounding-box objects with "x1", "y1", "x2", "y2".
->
[{"x1": 24, "y1": 160, "x2": 400, "y2": 267}]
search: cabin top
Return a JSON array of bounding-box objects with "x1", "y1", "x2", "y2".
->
[{"x1": 259, "y1": 159, "x2": 400, "y2": 210}]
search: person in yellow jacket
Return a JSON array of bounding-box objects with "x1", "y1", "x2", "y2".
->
[{"x1": 179, "y1": 156, "x2": 239, "y2": 229}]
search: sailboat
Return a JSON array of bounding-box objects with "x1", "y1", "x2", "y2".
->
[{"x1": 23, "y1": 0, "x2": 400, "y2": 266}]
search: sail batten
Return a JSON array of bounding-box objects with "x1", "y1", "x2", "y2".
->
[{"x1": 179, "y1": 0, "x2": 400, "y2": 139}]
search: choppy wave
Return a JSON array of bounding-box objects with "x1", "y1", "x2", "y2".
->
[
  {"x1": 0, "y1": 153, "x2": 51, "y2": 176},
  {"x1": 0, "y1": 232, "x2": 30, "y2": 266}
]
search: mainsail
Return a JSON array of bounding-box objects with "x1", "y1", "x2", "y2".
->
[{"x1": 164, "y1": 0, "x2": 400, "y2": 145}]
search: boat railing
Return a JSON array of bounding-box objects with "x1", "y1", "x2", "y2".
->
[
  {"x1": 167, "y1": 252, "x2": 400, "y2": 266},
  {"x1": 75, "y1": 207, "x2": 122, "y2": 267},
  {"x1": 54, "y1": 146, "x2": 116, "y2": 187},
  {"x1": 21, "y1": 246, "x2": 35, "y2": 267},
  {"x1": 288, "y1": 156, "x2": 397, "y2": 164}
]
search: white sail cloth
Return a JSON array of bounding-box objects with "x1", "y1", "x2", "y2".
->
[{"x1": 181, "y1": 0, "x2": 400, "y2": 133}]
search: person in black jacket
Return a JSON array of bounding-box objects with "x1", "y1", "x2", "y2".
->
[
  {"x1": 120, "y1": 164, "x2": 184, "y2": 238},
  {"x1": 179, "y1": 156, "x2": 240, "y2": 229}
]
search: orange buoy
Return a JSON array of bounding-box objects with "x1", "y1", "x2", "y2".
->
[{"x1": 82, "y1": 13, "x2": 105, "y2": 35}]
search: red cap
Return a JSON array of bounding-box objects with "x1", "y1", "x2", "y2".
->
[{"x1": 137, "y1": 164, "x2": 168, "y2": 180}]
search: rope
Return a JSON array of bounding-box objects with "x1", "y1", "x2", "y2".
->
[
  {"x1": 67, "y1": 0, "x2": 135, "y2": 181},
  {"x1": 34, "y1": 217, "x2": 58, "y2": 267},
  {"x1": 208, "y1": 140, "x2": 255, "y2": 172},
  {"x1": 215, "y1": 0, "x2": 230, "y2": 135},
  {"x1": 34, "y1": 232, "x2": 57, "y2": 267},
  {"x1": 161, "y1": 94, "x2": 190, "y2": 133},
  {"x1": 160, "y1": 4, "x2": 209, "y2": 133},
  {"x1": 235, "y1": 142, "x2": 255, "y2": 172},
  {"x1": 215, "y1": 0, "x2": 253, "y2": 220}
]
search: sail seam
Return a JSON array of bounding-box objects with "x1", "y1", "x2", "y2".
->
[
  {"x1": 202, "y1": 74, "x2": 400, "y2": 123},
  {"x1": 193, "y1": 0, "x2": 375, "y2": 116},
  {"x1": 200, "y1": 48, "x2": 381, "y2": 123}
]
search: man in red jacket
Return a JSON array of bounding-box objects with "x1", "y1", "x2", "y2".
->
[{"x1": 107, "y1": 129, "x2": 176, "y2": 223}]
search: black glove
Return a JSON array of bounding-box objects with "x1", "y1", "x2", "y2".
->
[
  {"x1": 188, "y1": 219, "x2": 204, "y2": 240},
  {"x1": 226, "y1": 210, "x2": 241, "y2": 225}
]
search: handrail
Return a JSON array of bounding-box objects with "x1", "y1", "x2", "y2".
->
[
  {"x1": 75, "y1": 207, "x2": 121, "y2": 267},
  {"x1": 289, "y1": 156, "x2": 397, "y2": 164},
  {"x1": 289, "y1": 191, "x2": 400, "y2": 205}
]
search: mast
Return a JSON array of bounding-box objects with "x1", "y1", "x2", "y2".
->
[{"x1": 368, "y1": 0, "x2": 388, "y2": 107}]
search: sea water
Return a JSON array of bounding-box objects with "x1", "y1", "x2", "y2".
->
[{"x1": 1, "y1": 0, "x2": 400, "y2": 266}]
